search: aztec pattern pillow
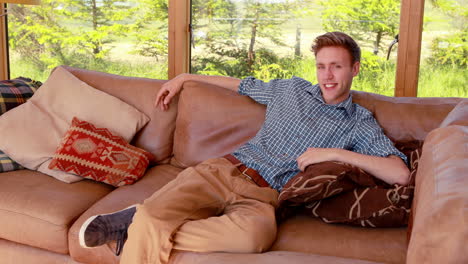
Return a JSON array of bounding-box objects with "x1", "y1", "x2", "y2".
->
[
  {"x1": 0, "y1": 77, "x2": 42, "y2": 172},
  {"x1": 48, "y1": 117, "x2": 154, "y2": 187},
  {"x1": 277, "y1": 141, "x2": 423, "y2": 228}
]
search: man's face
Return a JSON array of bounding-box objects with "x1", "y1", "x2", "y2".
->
[{"x1": 315, "y1": 46, "x2": 360, "y2": 105}]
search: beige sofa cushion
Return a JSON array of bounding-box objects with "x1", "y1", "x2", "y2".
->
[
  {"x1": 0, "y1": 170, "x2": 113, "y2": 254},
  {"x1": 0, "y1": 66, "x2": 149, "y2": 183}
]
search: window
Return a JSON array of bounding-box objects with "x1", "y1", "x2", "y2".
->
[
  {"x1": 191, "y1": 0, "x2": 401, "y2": 96},
  {"x1": 417, "y1": 0, "x2": 467, "y2": 97},
  {"x1": 2, "y1": 0, "x2": 466, "y2": 97},
  {"x1": 7, "y1": 0, "x2": 169, "y2": 82}
]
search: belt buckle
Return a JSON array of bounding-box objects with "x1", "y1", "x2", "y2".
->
[{"x1": 241, "y1": 168, "x2": 255, "y2": 183}]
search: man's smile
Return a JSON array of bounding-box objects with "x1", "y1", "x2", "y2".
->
[{"x1": 324, "y1": 83, "x2": 337, "y2": 89}]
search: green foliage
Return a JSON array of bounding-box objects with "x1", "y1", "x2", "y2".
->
[
  {"x1": 253, "y1": 63, "x2": 291, "y2": 80},
  {"x1": 131, "y1": 0, "x2": 168, "y2": 60},
  {"x1": 191, "y1": 0, "x2": 315, "y2": 76},
  {"x1": 359, "y1": 51, "x2": 386, "y2": 77},
  {"x1": 429, "y1": 30, "x2": 467, "y2": 67},
  {"x1": 352, "y1": 51, "x2": 395, "y2": 96},
  {"x1": 9, "y1": 0, "x2": 137, "y2": 71},
  {"x1": 320, "y1": 0, "x2": 399, "y2": 54}
]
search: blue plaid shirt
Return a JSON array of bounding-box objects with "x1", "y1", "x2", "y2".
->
[{"x1": 232, "y1": 76, "x2": 407, "y2": 191}]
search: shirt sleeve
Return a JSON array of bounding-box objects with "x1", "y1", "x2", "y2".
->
[
  {"x1": 352, "y1": 112, "x2": 408, "y2": 164},
  {"x1": 238, "y1": 77, "x2": 286, "y2": 106}
]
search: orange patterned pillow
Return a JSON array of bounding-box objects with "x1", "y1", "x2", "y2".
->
[{"x1": 49, "y1": 117, "x2": 154, "y2": 187}]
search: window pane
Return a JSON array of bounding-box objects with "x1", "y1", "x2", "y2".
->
[
  {"x1": 191, "y1": 0, "x2": 401, "y2": 96},
  {"x1": 418, "y1": 0, "x2": 467, "y2": 97},
  {"x1": 8, "y1": 0, "x2": 169, "y2": 82}
]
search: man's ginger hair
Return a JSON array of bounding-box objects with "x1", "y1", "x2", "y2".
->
[{"x1": 311, "y1": 32, "x2": 361, "y2": 64}]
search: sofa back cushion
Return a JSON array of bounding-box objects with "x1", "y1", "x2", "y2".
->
[
  {"x1": 438, "y1": 99, "x2": 468, "y2": 128},
  {"x1": 352, "y1": 91, "x2": 462, "y2": 142},
  {"x1": 172, "y1": 83, "x2": 462, "y2": 168},
  {"x1": 171, "y1": 81, "x2": 266, "y2": 168},
  {"x1": 62, "y1": 66, "x2": 177, "y2": 163}
]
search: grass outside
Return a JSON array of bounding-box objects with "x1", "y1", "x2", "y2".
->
[
  {"x1": 9, "y1": 51, "x2": 168, "y2": 82},
  {"x1": 11, "y1": 51, "x2": 466, "y2": 98}
]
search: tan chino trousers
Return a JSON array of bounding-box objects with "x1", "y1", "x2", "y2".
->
[{"x1": 119, "y1": 158, "x2": 279, "y2": 264}]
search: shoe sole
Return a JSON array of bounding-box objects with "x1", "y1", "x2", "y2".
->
[{"x1": 78, "y1": 205, "x2": 137, "y2": 249}]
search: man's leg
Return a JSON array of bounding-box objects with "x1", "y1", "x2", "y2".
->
[
  {"x1": 119, "y1": 158, "x2": 277, "y2": 264},
  {"x1": 173, "y1": 197, "x2": 277, "y2": 253}
]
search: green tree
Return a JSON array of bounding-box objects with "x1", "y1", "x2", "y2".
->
[
  {"x1": 192, "y1": 0, "x2": 315, "y2": 78},
  {"x1": 131, "y1": 0, "x2": 169, "y2": 61},
  {"x1": 320, "y1": 0, "x2": 400, "y2": 55},
  {"x1": 9, "y1": 0, "x2": 136, "y2": 71},
  {"x1": 60, "y1": 0, "x2": 136, "y2": 56}
]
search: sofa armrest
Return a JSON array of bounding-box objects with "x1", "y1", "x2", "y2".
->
[{"x1": 407, "y1": 125, "x2": 468, "y2": 263}]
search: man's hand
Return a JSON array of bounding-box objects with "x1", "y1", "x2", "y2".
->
[
  {"x1": 296, "y1": 148, "x2": 340, "y2": 171},
  {"x1": 155, "y1": 73, "x2": 241, "y2": 111},
  {"x1": 155, "y1": 73, "x2": 189, "y2": 111}
]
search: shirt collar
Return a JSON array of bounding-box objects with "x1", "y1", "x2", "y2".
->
[{"x1": 307, "y1": 84, "x2": 355, "y2": 116}]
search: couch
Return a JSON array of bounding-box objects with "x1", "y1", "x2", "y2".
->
[{"x1": 0, "y1": 66, "x2": 466, "y2": 264}]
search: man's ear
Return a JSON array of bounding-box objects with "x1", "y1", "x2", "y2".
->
[{"x1": 352, "y1": 61, "x2": 360, "y2": 77}]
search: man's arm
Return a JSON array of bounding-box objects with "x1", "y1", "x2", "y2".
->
[
  {"x1": 296, "y1": 148, "x2": 410, "y2": 185},
  {"x1": 155, "y1": 73, "x2": 241, "y2": 111}
]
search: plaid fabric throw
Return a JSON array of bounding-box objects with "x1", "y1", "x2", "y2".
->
[
  {"x1": 0, "y1": 150, "x2": 23, "y2": 172},
  {"x1": 0, "y1": 77, "x2": 42, "y2": 115},
  {"x1": 0, "y1": 77, "x2": 41, "y2": 172}
]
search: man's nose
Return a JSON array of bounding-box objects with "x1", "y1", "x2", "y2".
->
[{"x1": 326, "y1": 68, "x2": 334, "y2": 79}]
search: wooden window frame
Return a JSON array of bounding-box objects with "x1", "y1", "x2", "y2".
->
[
  {"x1": 1, "y1": 0, "x2": 425, "y2": 98},
  {"x1": 168, "y1": 0, "x2": 426, "y2": 97},
  {"x1": 168, "y1": 0, "x2": 190, "y2": 79},
  {"x1": 0, "y1": 4, "x2": 9, "y2": 80},
  {"x1": 395, "y1": 0, "x2": 425, "y2": 97}
]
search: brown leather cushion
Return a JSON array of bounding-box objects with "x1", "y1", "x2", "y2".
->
[
  {"x1": 0, "y1": 170, "x2": 113, "y2": 254},
  {"x1": 169, "y1": 250, "x2": 383, "y2": 264},
  {"x1": 0, "y1": 238, "x2": 81, "y2": 264},
  {"x1": 171, "y1": 81, "x2": 266, "y2": 168},
  {"x1": 352, "y1": 90, "x2": 461, "y2": 142},
  {"x1": 407, "y1": 125, "x2": 468, "y2": 263},
  {"x1": 271, "y1": 214, "x2": 407, "y2": 263},
  {"x1": 62, "y1": 66, "x2": 177, "y2": 163},
  {"x1": 438, "y1": 99, "x2": 468, "y2": 127}
]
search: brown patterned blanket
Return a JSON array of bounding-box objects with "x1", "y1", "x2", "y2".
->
[{"x1": 277, "y1": 142, "x2": 422, "y2": 227}]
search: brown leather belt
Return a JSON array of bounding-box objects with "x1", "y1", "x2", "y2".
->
[{"x1": 224, "y1": 154, "x2": 270, "y2": 188}]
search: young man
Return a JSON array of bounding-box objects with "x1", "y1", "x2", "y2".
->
[{"x1": 79, "y1": 32, "x2": 410, "y2": 264}]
